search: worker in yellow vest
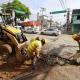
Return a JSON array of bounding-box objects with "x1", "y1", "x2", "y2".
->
[
  {"x1": 28, "y1": 37, "x2": 47, "y2": 57},
  {"x1": 27, "y1": 37, "x2": 48, "y2": 69}
]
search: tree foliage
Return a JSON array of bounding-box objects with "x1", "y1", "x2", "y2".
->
[{"x1": 1, "y1": 0, "x2": 31, "y2": 20}]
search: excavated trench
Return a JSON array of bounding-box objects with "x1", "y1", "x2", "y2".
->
[{"x1": 0, "y1": 38, "x2": 59, "y2": 80}]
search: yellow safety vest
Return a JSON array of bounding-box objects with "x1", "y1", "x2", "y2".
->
[{"x1": 28, "y1": 40, "x2": 42, "y2": 55}]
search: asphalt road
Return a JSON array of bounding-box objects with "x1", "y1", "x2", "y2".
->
[{"x1": 24, "y1": 33, "x2": 60, "y2": 42}]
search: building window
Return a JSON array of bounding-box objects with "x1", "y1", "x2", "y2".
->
[{"x1": 77, "y1": 15, "x2": 80, "y2": 20}]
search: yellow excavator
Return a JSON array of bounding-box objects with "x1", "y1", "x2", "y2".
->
[{"x1": 0, "y1": 12, "x2": 29, "y2": 64}]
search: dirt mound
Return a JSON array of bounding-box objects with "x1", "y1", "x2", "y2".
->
[
  {"x1": 45, "y1": 65, "x2": 80, "y2": 80},
  {"x1": 30, "y1": 65, "x2": 80, "y2": 80}
]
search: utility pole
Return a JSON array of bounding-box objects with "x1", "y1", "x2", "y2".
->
[
  {"x1": 40, "y1": 7, "x2": 46, "y2": 30},
  {"x1": 37, "y1": 12, "x2": 39, "y2": 22},
  {"x1": 66, "y1": 8, "x2": 70, "y2": 33},
  {"x1": 50, "y1": 16, "x2": 53, "y2": 27}
]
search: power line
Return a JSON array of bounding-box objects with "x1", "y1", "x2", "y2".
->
[
  {"x1": 61, "y1": 0, "x2": 66, "y2": 9},
  {"x1": 62, "y1": 0, "x2": 66, "y2": 9},
  {"x1": 64, "y1": 0, "x2": 67, "y2": 9},
  {"x1": 58, "y1": 0, "x2": 64, "y2": 9},
  {"x1": 58, "y1": 0, "x2": 66, "y2": 9}
]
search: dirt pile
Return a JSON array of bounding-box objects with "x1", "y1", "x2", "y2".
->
[
  {"x1": 46, "y1": 65, "x2": 80, "y2": 80},
  {"x1": 31, "y1": 65, "x2": 80, "y2": 80}
]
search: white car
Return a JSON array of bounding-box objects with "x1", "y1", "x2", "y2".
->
[
  {"x1": 15, "y1": 26, "x2": 22, "y2": 30},
  {"x1": 15, "y1": 26, "x2": 25, "y2": 32},
  {"x1": 26, "y1": 28, "x2": 40, "y2": 34},
  {"x1": 41, "y1": 28, "x2": 61, "y2": 36}
]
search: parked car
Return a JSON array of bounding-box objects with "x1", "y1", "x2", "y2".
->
[
  {"x1": 26, "y1": 28, "x2": 40, "y2": 34},
  {"x1": 41, "y1": 28, "x2": 61, "y2": 36},
  {"x1": 15, "y1": 26, "x2": 22, "y2": 30},
  {"x1": 15, "y1": 26, "x2": 26, "y2": 32}
]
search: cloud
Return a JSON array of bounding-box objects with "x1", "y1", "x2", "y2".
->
[{"x1": 67, "y1": 0, "x2": 80, "y2": 9}]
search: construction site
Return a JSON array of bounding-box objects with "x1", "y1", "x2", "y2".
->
[
  {"x1": 0, "y1": 32, "x2": 80, "y2": 80},
  {"x1": 0, "y1": 0, "x2": 80, "y2": 80}
]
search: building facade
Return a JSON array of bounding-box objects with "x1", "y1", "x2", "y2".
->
[{"x1": 71, "y1": 9, "x2": 80, "y2": 33}]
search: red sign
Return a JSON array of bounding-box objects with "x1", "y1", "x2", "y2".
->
[{"x1": 20, "y1": 21, "x2": 41, "y2": 26}]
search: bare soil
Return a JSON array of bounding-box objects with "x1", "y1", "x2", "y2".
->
[{"x1": 0, "y1": 34, "x2": 80, "y2": 80}]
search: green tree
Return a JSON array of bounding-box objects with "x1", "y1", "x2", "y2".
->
[{"x1": 1, "y1": 0, "x2": 31, "y2": 20}]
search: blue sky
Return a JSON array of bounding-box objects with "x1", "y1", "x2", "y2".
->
[{"x1": 0, "y1": 0, "x2": 80, "y2": 24}]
